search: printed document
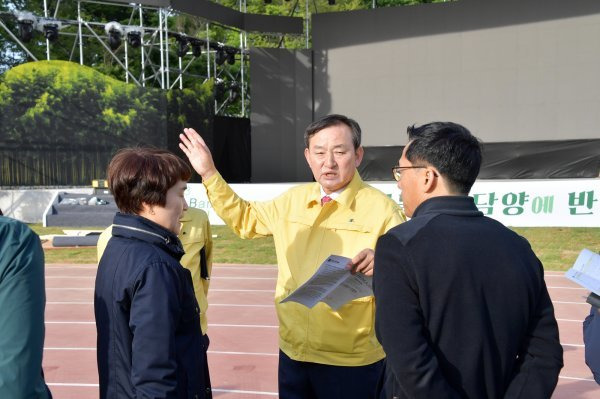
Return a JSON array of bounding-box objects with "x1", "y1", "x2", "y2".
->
[
  {"x1": 565, "y1": 249, "x2": 600, "y2": 296},
  {"x1": 280, "y1": 255, "x2": 373, "y2": 310}
]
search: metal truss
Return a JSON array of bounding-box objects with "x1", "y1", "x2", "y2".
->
[{"x1": 0, "y1": 0, "x2": 249, "y2": 117}]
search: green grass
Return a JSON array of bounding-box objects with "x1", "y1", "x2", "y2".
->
[
  {"x1": 511, "y1": 227, "x2": 600, "y2": 271},
  {"x1": 44, "y1": 247, "x2": 99, "y2": 264},
  {"x1": 30, "y1": 224, "x2": 276, "y2": 265},
  {"x1": 29, "y1": 224, "x2": 599, "y2": 270}
]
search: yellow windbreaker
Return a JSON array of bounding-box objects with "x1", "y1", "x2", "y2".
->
[
  {"x1": 178, "y1": 208, "x2": 213, "y2": 335},
  {"x1": 203, "y1": 170, "x2": 405, "y2": 366}
]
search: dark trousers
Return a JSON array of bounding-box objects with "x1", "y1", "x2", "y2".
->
[{"x1": 278, "y1": 350, "x2": 383, "y2": 399}]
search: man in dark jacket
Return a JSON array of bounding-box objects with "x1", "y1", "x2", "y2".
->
[
  {"x1": 373, "y1": 122, "x2": 563, "y2": 398},
  {"x1": 0, "y1": 215, "x2": 52, "y2": 398}
]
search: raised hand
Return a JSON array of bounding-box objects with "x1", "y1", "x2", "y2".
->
[{"x1": 179, "y1": 128, "x2": 217, "y2": 180}]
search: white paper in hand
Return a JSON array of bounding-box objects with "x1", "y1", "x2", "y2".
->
[
  {"x1": 565, "y1": 249, "x2": 600, "y2": 296},
  {"x1": 280, "y1": 254, "x2": 373, "y2": 310}
]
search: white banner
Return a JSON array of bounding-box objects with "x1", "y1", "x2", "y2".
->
[{"x1": 185, "y1": 179, "x2": 600, "y2": 227}]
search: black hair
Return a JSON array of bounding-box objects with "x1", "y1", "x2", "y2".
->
[
  {"x1": 406, "y1": 122, "x2": 482, "y2": 194},
  {"x1": 304, "y1": 114, "x2": 361, "y2": 149}
]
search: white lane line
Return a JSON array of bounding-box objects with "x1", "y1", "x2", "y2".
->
[
  {"x1": 557, "y1": 318, "x2": 586, "y2": 323},
  {"x1": 212, "y1": 388, "x2": 277, "y2": 396},
  {"x1": 47, "y1": 288, "x2": 276, "y2": 292},
  {"x1": 553, "y1": 300, "x2": 588, "y2": 305},
  {"x1": 44, "y1": 276, "x2": 277, "y2": 280},
  {"x1": 212, "y1": 277, "x2": 277, "y2": 280},
  {"x1": 214, "y1": 265, "x2": 277, "y2": 269},
  {"x1": 210, "y1": 303, "x2": 274, "y2": 308},
  {"x1": 45, "y1": 347, "x2": 95, "y2": 350},
  {"x1": 46, "y1": 276, "x2": 94, "y2": 279},
  {"x1": 45, "y1": 321, "x2": 278, "y2": 328},
  {"x1": 44, "y1": 347, "x2": 278, "y2": 357},
  {"x1": 558, "y1": 376, "x2": 596, "y2": 382},
  {"x1": 45, "y1": 302, "x2": 275, "y2": 307},
  {"x1": 45, "y1": 383, "x2": 278, "y2": 396},
  {"x1": 547, "y1": 286, "x2": 587, "y2": 290},
  {"x1": 46, "y1": 264, "x2": 276, "y2": 268},
  {"x1": 47, "y1": 382, "x2": 98, "y2": 387},
  {"x1": 210, "y1": 289, "x2": 275, "y2": 293},
  {"x1": 209, "y1": 350, "x2": 277, "y2": 356},
  {"x1": 208, "y1": 323, "x2": 278, "y2": 328},
  {"x1": 562, "y1": 343, "x2": 585, "y2": 348}
]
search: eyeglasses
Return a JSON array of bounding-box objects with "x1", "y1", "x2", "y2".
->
[{"x1": 392, "y1": 166, "x2": 438, "y2": 181}]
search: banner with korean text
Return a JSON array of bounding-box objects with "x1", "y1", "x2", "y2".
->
[{"x1": 185, "y1": 179, "x2": 599, "y2": 227}]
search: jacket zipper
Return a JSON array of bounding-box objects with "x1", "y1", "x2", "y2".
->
[{"x1": 112, "y1": 224, "x2": 170, "y2": 244}]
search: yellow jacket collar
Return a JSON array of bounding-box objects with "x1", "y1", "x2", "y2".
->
[{"x1": 307, "y1": 170, "x2": 363, "y2": 208}]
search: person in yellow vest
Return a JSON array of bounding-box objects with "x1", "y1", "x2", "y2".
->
[
  {"x1": 97, "y1": 206, "x2": 213, "y2": 386},
  {"x1": 179, "y1": 114, "x2": 405, "y2": 399}
]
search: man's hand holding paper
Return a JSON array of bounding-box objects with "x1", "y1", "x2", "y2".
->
[
  {"x1": 348, "y1": 248, "x2": 375, "y2": 276},
  {"x1": 281, "y1": 254, "x2": 373, "y2": 310}
]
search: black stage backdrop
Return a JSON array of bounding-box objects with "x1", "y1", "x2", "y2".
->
[
  {"x1": 212, "y1": 116, "x2": 251, "y2": 183},
  {"x1": 360, "y1": 139, "x2": 600, "y2": 181}
]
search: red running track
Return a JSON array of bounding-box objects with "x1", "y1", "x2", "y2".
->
[{"x1": 42, "y1": 265, "x2": 599, "y2": 398}]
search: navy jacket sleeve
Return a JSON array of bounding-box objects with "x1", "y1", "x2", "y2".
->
[
  {"x1": 373, "y1": 233, "x2": 461, "y2": 398},
  {"x1": 129, "y1": 261, "x2": 182, "y2": 398},
  {"x1": 503, "y1": 266, "x2": 563, "y2": 398},
  {"x1": 583, "y1": 306, "x2": 600, "y2": 384}
]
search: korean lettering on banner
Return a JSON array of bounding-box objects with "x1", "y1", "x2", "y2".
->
[
  {"x1": 568, "y1": 191, "x2": 598, "y2": 215},
  {"x1": 472, "y1": 192, "x2": 497, "y2": 215},
  {"x1": 501, "y1": 192, "x2": 530, "y2": 215},
  {"x1": 473, "y1": 192, "x2": 555, "y2": 216}
]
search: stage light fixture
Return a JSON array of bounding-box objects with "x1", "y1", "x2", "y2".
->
[
  {"x1": 190, "y1": 40, "x2": 202, "y2": 57},
  {"x1": 229, "y1": 82, "x2": 239, "y2": 101},
  {"x1": 126, "y1": 27, "x2": 143, "y2": 48},
  {"x1": 175, "y1": 35, "x2": 189, "y2": 57},
  {"x1": 226, "y1": 49, "x2": 236, "y2": 65},
  {"x1": 104, "y1": 21, "x2": 124, "y2": 50},
  {"x1": 43, "y1": 24, "x2": 59, "y2": 41},
  {"x1": 36, "y1": 18, "x2": 62, "y2": 42},
  {"x1": 215, "y1": 47, "x2": 227, "y2": 66},
  {"x1": 215, "y1": 79, "x2": 226, "y2": 98},
  {"x1": 16, "y1": 11, "x2": 37, "y2": 42}
]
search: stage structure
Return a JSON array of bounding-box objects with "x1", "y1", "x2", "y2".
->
[
  {"x1": 250, "y1": 0, "x2": 600, "y2": 181},
  {"x1": 0, "y1": 0, "x2": 303, "y2": 117}
]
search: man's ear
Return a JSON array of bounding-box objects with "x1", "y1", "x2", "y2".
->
[
  {"x1": 355, "y1": 146, "x2": 364, "y2": 167},
  {"x1": 422, "y1": 167, "x2": 438, "y2": 194},
  {"x1": 304, "y1": 147, "x2": 310, "y2": 165}
]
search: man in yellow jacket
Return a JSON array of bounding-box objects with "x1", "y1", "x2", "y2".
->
[
  {"x1": 97, "y1": 207, "x2": 213, "y2": 388},
  {"x1": 180, "y1": 114, "x2": 404, "y2": 399}
]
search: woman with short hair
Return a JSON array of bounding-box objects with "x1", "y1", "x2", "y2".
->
[{"x1": 94, "y1": 147, "x2": 210, "y2": 399}]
